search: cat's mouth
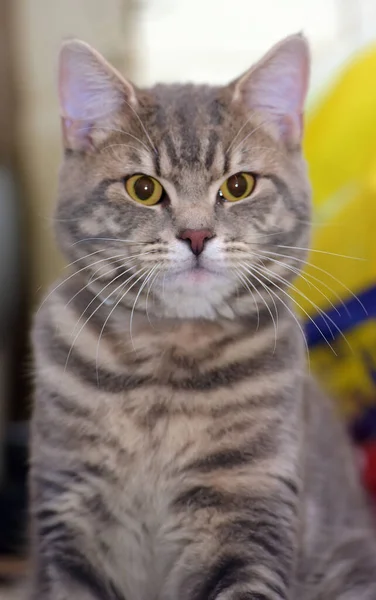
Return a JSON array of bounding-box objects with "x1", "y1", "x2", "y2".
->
[
  {"x1": 185, "y1": 265, "x2": 213, "y2": 283},
  {"x1": 171, "y1": 260, "x2": 229, "y2": 285}
]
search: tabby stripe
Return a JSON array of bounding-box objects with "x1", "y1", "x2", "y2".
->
[
  {"x1": 191, "y1": 555, "x2": 249, "y2": 600},
  {"x1": 222, "y1": 519, "x2": 292, "y2": 585},
  {"x1": 184, "y1": 432, "x2": 275, "y2": 473},
  {"x1": 53, "y1": 548, "x2": 125, "y2": 600},
  {"x1": 274, "y1": 475, "x2": 299, "y2": 497},
  {"x1": 205, "y1": 130, "x2": 219, "y2": 170},
  {"x1": 41, "y1": 388, "x2": 91, "y2": 420},
  {"x1": 210, "y1": 390, "x2": 289, "y2": 418},
  {"x1": 41, "y1": 323, "x2": 291, "y2": 391},
  {"x1": 173, "y1": 485, "x2": 251, "y2": 511},
  {"x1": 33, "y1": 474, "x2": 66, "y2": 498},
  {"x1": 235, "y1": 595, "x2": 272, "y2": 600},
  {"x1": 210, "y1": 419, "x2": 254, "y2": 440},
  {"x1": 163, "y1": 133, "x2": 179, "y2": 165},
  {"x1": 38, "y1": 521, "x2": 69, "y2": 543},
  {"x1": 264, "y1": 172, "x2": 309, "y2": 220}
]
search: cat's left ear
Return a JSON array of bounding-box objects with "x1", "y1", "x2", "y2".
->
[
  {"x1": 232, "y1": 34, "x2": 310, "y2": 146},
  {"x1": 58, "y1": 39, "x2": 137, "y2": 151}
]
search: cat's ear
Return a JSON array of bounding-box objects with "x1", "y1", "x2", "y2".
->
[
  {"x1": 58, "y1": 39, "x2": 136, "y2": 151},
  {"x1": 232, "y1": 34, "x2": 310, "y2": 145}
]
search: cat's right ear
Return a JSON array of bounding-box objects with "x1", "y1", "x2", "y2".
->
[
  {"x1": 232, "y1": 34, "x2": 310, "y2": 147},
  {"x1": 58, "y1": 39, "x2": 136, "y2": 151}
]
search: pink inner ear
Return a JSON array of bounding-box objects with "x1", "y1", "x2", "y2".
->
[
  {"x1": 237, "y1": 35, "x2": 310, "y2": 142},
  {"x1": 58, "y1": 40, "x2": 128, "y2": 125},
  {"x1": 58, "y1": 40, "x2": 131, "y2": 150}
]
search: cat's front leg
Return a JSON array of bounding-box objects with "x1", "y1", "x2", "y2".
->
[
  {"x1": 170, "y1": 478, "x2": 299, "y2": 600},
  {"x1": 29, "y1": 553, "x2": 120, "y2": 600}
]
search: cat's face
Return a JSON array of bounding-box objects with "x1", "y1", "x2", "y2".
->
[{"x1": 56, "y1": 36, "x2": 311, "y2": 320}]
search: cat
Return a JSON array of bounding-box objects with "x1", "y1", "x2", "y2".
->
[{"x1": 30, "y1": 34, "x2": 376, "y2": 600}]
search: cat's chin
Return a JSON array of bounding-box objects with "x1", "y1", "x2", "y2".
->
[{"x1": 154, "y1": 267, "x2": 236, "y2": 320}]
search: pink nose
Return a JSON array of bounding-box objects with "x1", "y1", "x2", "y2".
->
[{"x1": 178, "y1": 229, "x2": 214, "y2": 256}]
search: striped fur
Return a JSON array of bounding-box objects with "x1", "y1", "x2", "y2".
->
[{"x1": 30, "y1": 36, "x2": 376, "y2": 599}]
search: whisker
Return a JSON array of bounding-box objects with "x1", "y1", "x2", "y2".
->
[
  {"x1": 66, "y1": 250, "x2": 157, "y2": 310},
  {"x1": 252, "y1": 252, "x2": 342, "y2": 317},
  {"x1": 246, "y1": 263, "x2": 337, "y2": 355},
  {"x1": 231, "y1": 118, "x2": 274, "y2": 155},
  {"x1": 129, "y1": 265, "x2": 159, "y2": 352},
  {"x1": 95, "y1": 266, "x2": 150, "y2": 382},
  {"x1": 36, "y1": 254, "x2": 127, "y2": 314},
  {"x1": 71, "y1": 263, "x2": 143, "y2": 335},
  {"x1": 238, "y1": 264, "x2": 309, "y2": 362},
  {"x1": 67, "y1": 258, "x2": 146, "y2": 308},
  {"x1": 254, "y1": 261, "x2": 353, "y2": 352},
  {"x1": 243, "y1": 270, "x2": 310, "y2": 366},
  {"x1": 100, "y1": 142, "x2": 148, "y2": 155},
  {"x1": 238, "y1": 264, "x2": 279, "y2": 351},
  {"x1": 233, "y1": 267, "x2": 260, "y2": 331},
  {"x1": 88, "y1": 126, "x2": 152, "y2": 155},
  {"x1": 257, "y1": 249, "x2": 368, "y2": 315},
  {"x1": 71, "y1": 237, "x2": 151, "y2": 247},
  {"x1": 120, "y1": 98, "x2": 158, "y2": 155},
  {"x1": 252, "y1": 261, "x2": 336, "y2": 337},
  {"x1": 145, "y1": 265, "x2": 162, "y2": 328},
  {"x1": 65, "y1": 248, "x2": 109, "y2": 268},
  {"x1": 277, "y1": 245, "x2": 366, "y2": 261},
  {"x1": 225, "y1": 113, "x2": 255, "y2": 155},
  {"x1": 65, "y1": 266, "x2": 147, "y2": 373}
]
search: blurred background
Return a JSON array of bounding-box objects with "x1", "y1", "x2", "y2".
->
[{"x1": 1, "y1": 0, "x2": 376, "y2": 587}]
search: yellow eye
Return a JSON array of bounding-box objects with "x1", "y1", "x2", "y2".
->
[
  {"x1": 125, "y1": 174, "x2": 164, "y2": 206},
  {"x1": 219, "y1": 172, "x2": 256, "y2": 202}
]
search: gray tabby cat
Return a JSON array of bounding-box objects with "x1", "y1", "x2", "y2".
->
[{"x1": 30, "y1": 34, "x2": 376, "y2": 600}]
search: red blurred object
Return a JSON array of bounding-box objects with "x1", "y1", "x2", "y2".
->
[{"x1": 360, "y1": 442, "x2": 376, "y2": 497}]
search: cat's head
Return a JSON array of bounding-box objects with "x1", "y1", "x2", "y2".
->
[{"x1": 56, "y1": 35, "x2": 311, "y2": 320}]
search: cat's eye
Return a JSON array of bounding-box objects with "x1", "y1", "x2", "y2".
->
[
  {"x1": 219, "y1": 172, "x2": 256, "y2": 202},
  {"x1": 125, "y1": 174, "x2": 164, "y2": 206}
]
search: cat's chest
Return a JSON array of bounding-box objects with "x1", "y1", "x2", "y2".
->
[{"x1": 83, "y1": 401, "x2": 208, "y2": 600}]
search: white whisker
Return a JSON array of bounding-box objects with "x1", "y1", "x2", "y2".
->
[
  {"x1": 246, "y1": 263, "x2": 337, "y2": 355},
  {"x1": 254, "y1": 261, "x2": 353, "y2": 352},
  {"x1": 253, "y1": 252, "x2": 343, "y2": 317},
  {"x1": 145, "y1": 265, "x2": 162, "y2": 327},
  {"x1": 65, "y1": 266, "x2": 147, "y2": 373},
  {"x1": 277, "y1": 245, "x2": 366, "y2": 261},
  {"x1": 120, "y1": 98, "x2": 158, "y2": 155},
  {"x1": 71, "y1": 264, "x2": 143, "y2": 335},
  {"x1": 66, "y1": 251, "x2": 157, "y2": 311},
  {"x1": 233, "y1": 267, "x2": 260, "y2": 331},
  {"x1": 231, "y1": 118, "x2": 274, "y2": 155},
  {"x1": 238, "y1": 263, "x2": 279, "y2": 351},
  {"x1": 129, "y1": 265, "x2": 159, "y2": 351},
  {"x1": 257, "y1": 248, "x2": 368, "y2": 315},
  {"x1": 225, "y1": 114, "x2": 255, "y2": 155},
  {"x1": 95, "y1": 267, "x2": 149, "y2": 382},
  {"x1": 71, "y1": 237, "x2": 151, "y2": 247},
  {"x1": 65, "y1": 248, "x2": 109, "y2": 268},
  {"x1": 89, "y1": 126, "x2": 152, "y2": 155},
  {"x1": 37, "y1": 254, "x2": 127, "y2": 314},
  {"x1": 101, "y1": 142, "x2": 148, "y2": 155},
  {"x1": 242, "y1": 269, "x2": 310, "y2": 367}
]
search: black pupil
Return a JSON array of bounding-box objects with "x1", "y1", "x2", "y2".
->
[
  {"x1": 228, "y1": 174, "x2": 247, "y2": 197},
  {"x1": 134, "y1": 176, "x2": 154, "y2": 201}
]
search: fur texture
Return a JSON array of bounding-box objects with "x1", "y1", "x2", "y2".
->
[{"x1": 30, "y1": 35, "x2": 376, "y2": 600}]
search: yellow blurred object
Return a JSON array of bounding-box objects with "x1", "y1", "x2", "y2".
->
[{"x1": 294, "y1": 45, "x2": 376, "y2": 414}]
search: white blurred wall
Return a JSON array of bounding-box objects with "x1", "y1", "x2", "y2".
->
[{"x1": 135, "y1": 0, "x2": 376, "y2": 97}]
